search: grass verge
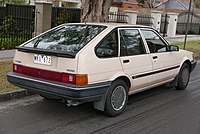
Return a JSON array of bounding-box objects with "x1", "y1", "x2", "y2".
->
[
  {"x1": 0, "y1": 60, "x2": 19, "y2": 93},
  {"x1": 172, "y1": 40, "x2": 200, "y2": 57}
]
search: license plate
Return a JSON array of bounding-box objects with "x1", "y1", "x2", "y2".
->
[{"x1": 34, "y1": 54, "x2": 51, "y2": 65}]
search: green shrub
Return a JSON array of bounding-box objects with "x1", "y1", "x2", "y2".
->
[
  {"x1": 0, "y1": 16, "x2": 33, "y2": 49},
  {"x1": 0, "y1": 34, "x2": 31, "y2": 49},
  {"x1": 0, "y1": 16, "x2": 18, "y2": 37}
]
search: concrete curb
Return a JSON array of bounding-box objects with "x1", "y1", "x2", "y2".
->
[{"x1": 0, "y1": 89, "x2": 35, "y2": 102}]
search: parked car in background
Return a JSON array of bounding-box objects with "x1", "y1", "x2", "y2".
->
[{"x1": 7, "y1": 23, "x2": 196, "y2": 116}]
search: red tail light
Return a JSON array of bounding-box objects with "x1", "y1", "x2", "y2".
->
[
  {"x1": 13, "y1": 64, "x2": 88, "y2": 86},
  {"x1": 62, "y1": 73, "x2": 76, "y2": 84},
  {"x1": 13, "y1": 64, "x2": 23, "y2": 74}
]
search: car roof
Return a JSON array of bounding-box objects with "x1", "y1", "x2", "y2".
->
[{"x1": 65, "y1": 23, "x2": 153, "y2": 29}]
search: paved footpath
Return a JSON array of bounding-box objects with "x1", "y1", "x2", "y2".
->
[{"x1": 0, "y1": 49, "x2": 15, "y2": 60}]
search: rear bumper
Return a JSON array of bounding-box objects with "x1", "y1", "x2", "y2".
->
[
  {"x1": 191, "y1": 60, "x2": 197, "y2": 72},
  {"x1": 7, "y1": 72, "x2": 111, "y2": 102}
]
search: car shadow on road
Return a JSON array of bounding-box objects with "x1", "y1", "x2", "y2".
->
[{"x1": 33, "y1": 85, "x2": 177, "y2": 116}]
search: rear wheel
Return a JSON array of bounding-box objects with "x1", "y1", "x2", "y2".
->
[
  {"x1": 104, "y1": 79, "x2": 128, "y2": 117},
  {"x1": 176, "y1": 63, "x2": 190, "y2": 90}
]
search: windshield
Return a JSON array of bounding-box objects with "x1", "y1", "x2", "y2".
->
[{"x1": 23, "y1": 24, "x2": 106, "y2": 55}]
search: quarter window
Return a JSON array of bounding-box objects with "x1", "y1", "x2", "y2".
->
[
  {"x1": 96, "y1": 30, "x2": 118, "y2": 58},
  {"x1": 120, "y1": 29, "x2": 146, "y2": 56},
  {"x1": 141, "y1": 30, "x2": 168, "y2": 53}
]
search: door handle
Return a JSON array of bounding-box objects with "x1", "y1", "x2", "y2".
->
[
  {"x1": 123, "y1": 60, "x2": 130, "y2": 63},
  {"x1": 153, "y1": 56, "x2": 158, "y2": 59}
]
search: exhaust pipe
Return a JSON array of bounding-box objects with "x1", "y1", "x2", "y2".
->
[
  {"x1": 62, "y1": 98, "x2": 80, "y2": 106},
  {"x1": 66, "y1": 100, "x2": 80, "y2": 107}
]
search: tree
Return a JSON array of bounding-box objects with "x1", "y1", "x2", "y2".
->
[
  {"x1": 194, "y1": 0, "x2": 200, "y2": 8},
  {"x1": 2, "y1": 0, "x2": 26, "y2": 5},
  {"x1": 52, "y1": 0, "x2": 60, "y2": 7},
  {"x1": 137, "y1": 0, "x2": 168, "y2": 8},
  {"x1": 81, "y1": 0, "x2": 112, "y2": 23}
]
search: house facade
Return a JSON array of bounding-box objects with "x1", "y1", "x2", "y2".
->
[{"x1": 112, "y1": 0, "x2": 141, "y2": 9}]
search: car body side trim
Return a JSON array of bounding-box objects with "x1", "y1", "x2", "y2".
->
[{"x1": 132, "y1": 65, "x2": 180, "y2": 79}]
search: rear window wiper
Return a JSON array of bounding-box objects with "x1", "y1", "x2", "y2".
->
[
  {"x1": 33, "y1": 38, "x2": 42, "y2": 48},
  {"x1": 16, "y1": 46, "x2": 75, "y2": 58}
]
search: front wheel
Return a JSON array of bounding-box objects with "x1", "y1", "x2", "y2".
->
[
  {"x1": 176, "y1": 63, "x2": 190, "y2": 90},
  {"x1": 104, "y1": 80, "x2": 128, "y2": 117}
]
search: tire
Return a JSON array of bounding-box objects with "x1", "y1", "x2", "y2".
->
[
  {"x1": 104, "y1": 79, "x2": 128, "y2": 117},
  {"x1": 176, "y1": 63, "x2": 190, "y2": 90}
]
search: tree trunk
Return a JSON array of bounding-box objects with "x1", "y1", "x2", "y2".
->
[{"x1": 81, "y1": 0, "x2": 112, "y2": 23}]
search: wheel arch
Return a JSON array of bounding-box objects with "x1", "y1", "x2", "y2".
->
[
  {"x1": 110, "y1": 72, "x2": 132, "y2": 90},
  {"x1": 113, "y1": 76, "x2": 131, "y2": 90},
  {"x1": 181, "y1": 59, "x2": 192, "y2": 72}
]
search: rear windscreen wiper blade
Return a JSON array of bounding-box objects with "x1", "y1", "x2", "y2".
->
[{"x1": 16, "y1": 46, "x2": 75, "y2": 58}]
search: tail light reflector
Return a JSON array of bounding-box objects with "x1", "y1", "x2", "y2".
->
[
  {"x1": 62, "y1": 73, "x2": 76, "y2": 84},
  {"x1": 13, "y1": 64, "x2": 23, "y2": 74},
  {"x1": 13, "y1": 64, "x2": 88, "y2": 86}
]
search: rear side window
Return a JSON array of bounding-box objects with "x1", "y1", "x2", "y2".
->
[
  {"x1": 23, "y1": 25, "x2": 106, "y2": 55},
  {"x1": 96, "y1": 30, "x2": 118, "y2": 58}
]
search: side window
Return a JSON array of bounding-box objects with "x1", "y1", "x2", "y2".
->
[
  {"x1": 141, "y1": 30, "x2": 167, "y2": 53},
  {"x1": 120, "y1": 29, "x2": 146, "y2": 56},
  {"x1": 96, "y1": 30, "x2": 118, "y2": 58}
]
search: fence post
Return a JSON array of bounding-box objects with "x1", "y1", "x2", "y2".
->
[
  {"x1": 166, "y1": 12, "x2": 179, "y2": 37},
  {"x1": 150, "y1": 10, "x2": 162, "y2": 32},
  {"x1": 125, "y1": 10, "x2": 138, "y2": 25},
  {"x1": 163, "y1": 14, "x2": 168, "y2": 37},
  {"x1": 34, "y1": 1, "x2": 52, "y2": 36}
]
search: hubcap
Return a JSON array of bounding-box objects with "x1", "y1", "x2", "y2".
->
[
  {"x1": 181, "y1": 68, "x2": 189, "y2": 86},
  {"x1": 111, "y1": 86, "x2": 126, "y2": 111}
]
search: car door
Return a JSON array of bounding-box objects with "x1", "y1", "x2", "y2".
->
[
  {"x1": 140, "y1": 29, "x2": 180, "y2": 84},
  {"x1": 119, "y1": 28, "x2": 153, "y2": 92}
]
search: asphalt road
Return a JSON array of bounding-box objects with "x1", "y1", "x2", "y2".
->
[{"x1": 0, "y1": 61, "x2": 200, "y2": 134}]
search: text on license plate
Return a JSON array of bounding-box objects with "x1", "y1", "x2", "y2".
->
[{"x1": 34, "y1": 54, "x2": 51, "y2": 65}]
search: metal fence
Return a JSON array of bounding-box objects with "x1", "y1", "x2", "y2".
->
[
  {"x1": 0, "y1": 5, "x2": 82, "y2": 50},
  {"x1": 136, "y1": 14, "x2": 153, "y2": 26},
  {"x1": 0, "y1": 4, "x2": 35, "y2": 49},
  {"x1": 51, "y1": 7, "x2": 81, "y2": 28},
  {"x1": 109, "y1": 12, "x2": 128, "y2": 23},
  {"x1": 177, "y1": 12, "x2": 200, "y2": 34}
]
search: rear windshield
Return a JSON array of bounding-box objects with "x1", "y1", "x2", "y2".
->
[{"x1": 22, "y1": 24, "x2": 106, "y2": 55}]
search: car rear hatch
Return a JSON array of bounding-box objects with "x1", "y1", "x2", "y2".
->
[
  {"x1": 13, "y1": 24, "x2": 107, "y2": 86},
  {"x1": 13, "y1": 48, "x2": 78, "y2": 84}
]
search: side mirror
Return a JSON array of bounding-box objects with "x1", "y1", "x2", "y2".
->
[{"x1": 168, "y1": 45, "x2": 179, "y2": 51}]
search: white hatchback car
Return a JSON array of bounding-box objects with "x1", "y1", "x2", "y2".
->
[{"x1": 7, "y1": 23, "x2": 196, "y2": 116}]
